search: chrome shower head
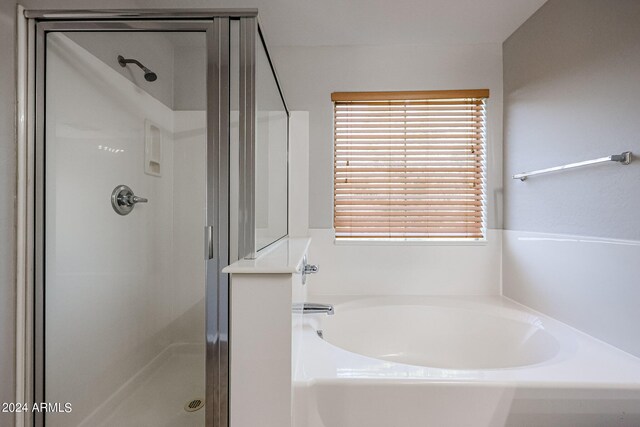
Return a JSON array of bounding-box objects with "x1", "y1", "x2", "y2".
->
[{"x1": 117, "y1": 55, "x2": 157, "y2": 82}]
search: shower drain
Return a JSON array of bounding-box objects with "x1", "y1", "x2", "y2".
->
[{"x1": 184, "y1": 398, "x2": 205, "y2": 412}]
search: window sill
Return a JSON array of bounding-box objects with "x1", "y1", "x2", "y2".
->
[{"x1": 333, "y1": 237, "x2": 488, "y2": 247}]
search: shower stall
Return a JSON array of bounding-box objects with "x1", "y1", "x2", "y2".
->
[{"x1": 18, "y1": 9, "x2": 289, "y2": 427}]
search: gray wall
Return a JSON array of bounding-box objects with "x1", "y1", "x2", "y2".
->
[
  {"x1": 503, "y1": 0, "x2": 640, "y2": 240},
  {"x1": 270, "y1": 43, "x2": 505, "y2": 229},
  {"x1": 502, "y1": 0, "x2": 640, "y2": 358},
  {"x1": 0, "y1": 1, "x2": 16, "y2": 425}
]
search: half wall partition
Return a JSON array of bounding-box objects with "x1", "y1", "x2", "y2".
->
[{"x1": 20, "y1": 9, "x2": 289, "y2": 427}]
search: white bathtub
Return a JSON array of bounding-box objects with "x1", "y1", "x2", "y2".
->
[{"x1": 293, "y1": 296, "x2": 640, "y2": 427}]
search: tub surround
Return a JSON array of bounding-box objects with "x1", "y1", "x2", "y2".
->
[
  {"x1": 306, "y1": 227, "x2": 640, "y2": 359},
  {"x1": 503, "y1": 230, "x2": 640, "y2": 358},
  {"x1": 306, "y1": 228, "x2": 502, "y2": 297}
]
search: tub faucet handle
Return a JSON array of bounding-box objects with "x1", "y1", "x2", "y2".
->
[
  {"x1": 301, "y1": 255, "x2": 319, "y2": 285},
  {"x1": 304, "y1": 264, "x2": 319, "y2": 274}
]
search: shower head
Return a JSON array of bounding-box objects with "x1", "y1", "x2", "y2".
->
[
  {"x1": 117, "y1": 55, "x2": 157, "y2": 82},
  {"x1": 144, "y1": 70, "x2": 157, "y2": 82}
]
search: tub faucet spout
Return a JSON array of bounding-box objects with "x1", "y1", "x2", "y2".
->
[{"x1": 302, "y1": 303, "x2": 334, "y2": 315}]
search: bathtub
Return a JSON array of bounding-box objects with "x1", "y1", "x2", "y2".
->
[{"x1": 293, "y1": 296, "x2": 640, "y2": 427}]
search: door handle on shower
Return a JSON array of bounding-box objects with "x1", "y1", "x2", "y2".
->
[{"x1": 205, "y1": 226, "x2": 214, "y2": 260}]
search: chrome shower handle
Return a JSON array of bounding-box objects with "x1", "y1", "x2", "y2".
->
[
  {"x1": 111, "y1": 185, "x2": 148, "y2": 216},
  {"x1": 124, "y1": 194, "x2": 148, "y2": 205}
]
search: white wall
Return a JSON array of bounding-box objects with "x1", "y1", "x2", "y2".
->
[{"x1": 270, "y1": 43, "x2": 504, "y2": 230}]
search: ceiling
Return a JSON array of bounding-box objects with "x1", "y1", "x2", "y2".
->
[
  {"x1": 22, "y1": 0, "x2": 548, "y2": 46},
  {"x1": 254, "y1": 0, "x2": 548, "y2": 46},
  {"x1": 135, "y1": 0, "x2": 547, "y2": 47}
]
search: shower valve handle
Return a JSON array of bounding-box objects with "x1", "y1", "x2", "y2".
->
[
  {"x1": 126, "y1": 195, "x2": 148, "y2": 205},
  {"x1": 111, "y1": 185, "x2": 148, "y2": 216}
]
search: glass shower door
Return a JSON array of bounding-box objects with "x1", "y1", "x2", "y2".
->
[{"x1": 42, "y1": 29, "x2": 208, "y2": 426}]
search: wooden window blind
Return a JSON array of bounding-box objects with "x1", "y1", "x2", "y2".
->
[{"x1": 332, "y1": 89, "x2": 489, "y2": 240}]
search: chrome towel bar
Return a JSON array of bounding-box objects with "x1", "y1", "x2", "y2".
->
[{"x1": 513, "y1": 151, "x2": 632, "y2": 181}]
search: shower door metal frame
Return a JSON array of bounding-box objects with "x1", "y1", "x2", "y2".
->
[{"x1": 24, "y1": 11, "x2": 257, "y2": 427}]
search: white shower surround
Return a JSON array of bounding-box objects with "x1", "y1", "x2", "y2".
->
[{"x1": 44, "y1": 33, "x2": 206, "y2": 425}]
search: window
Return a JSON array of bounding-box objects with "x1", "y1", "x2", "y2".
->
[{"x1": 332, "y1": 90, "x2": 489, "y2": 241}]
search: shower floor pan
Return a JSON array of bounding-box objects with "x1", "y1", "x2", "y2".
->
[{"x1": 80, "y1": 343, "x2": 205, "y2": 427}]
